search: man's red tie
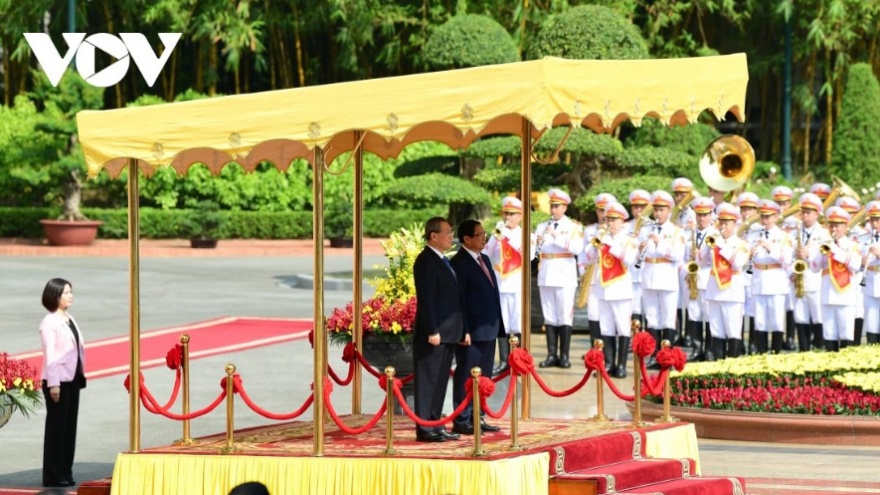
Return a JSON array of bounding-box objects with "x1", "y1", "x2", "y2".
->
[{"x1": 477, "y1": 255, "x2": 494, "y2": 286}]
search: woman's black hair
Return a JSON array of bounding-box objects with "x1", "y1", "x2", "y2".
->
[{"x1": 42, "y1": 278, "x2": 72, "y2": 312}]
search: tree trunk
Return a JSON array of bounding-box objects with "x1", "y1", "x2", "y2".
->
[
  {"x1": 824, "y1": 48, "x2": 833, "y2": 166},
  {"x1": 209, "y1": 43, "x2": 218, "y2": 95},
  {"x1": 292, "y1": 2, "x2": 306, "y2": 86},
  {"x1": 803, "y1": 52, "x2": 817, "y2": 175}
]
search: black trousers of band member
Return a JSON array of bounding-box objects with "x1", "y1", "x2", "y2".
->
[{"x1": 42, "y1": 380, "x2": 81, "y2": 485}]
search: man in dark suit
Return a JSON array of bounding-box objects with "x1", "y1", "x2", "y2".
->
[
  {"x1": 450, "y1": 219, "x2": 505, "y2": 435},
  {"x1": 412, "y1": 216, "x2": 465, "y2": 442}
]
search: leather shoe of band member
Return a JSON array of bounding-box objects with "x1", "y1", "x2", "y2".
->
[
  {"x1": 415, "y1": 431, "x2": 446, "y2": 442},
  {"x1": 452, "y1": 422, "x2": 475, "y2": 435},
  {"x1": 493, "y1": 363, "x2": 509, "y2": 375},
  {"x1": 437, "y1": 429, "x2": 460, "y2": 440},
  {"x1": 480, "y1": 421, "x2": 501, "y2": 432}
]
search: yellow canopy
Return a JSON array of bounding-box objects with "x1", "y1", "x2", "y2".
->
[{"x1": 76, "y1": 54, "x2": 749, "y2": 178}]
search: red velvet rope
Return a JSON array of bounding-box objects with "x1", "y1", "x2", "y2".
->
[
  {"x1": 165, "y1": 344, "x2": 183, "y2": 370},
  {"x1": 530, "y1": 368, "x2": 593, "y2": 397},
  {"x1": 354, "y1": 352, "x2": 384, "y2": 379},
  {"x1": 597, "y1": 366, "x2": 636, "y2": 401},
  {"x1": 328, "y1": 361, "x2": 355, "y2": 386},
  {"x1": 324, "y1": 389, "x2": 388, "y2": 435},
  {"x1": 124, "y1": 370, "x2": 182, "y2": 412},
  {"x1": 233, "y1": 375, "x2": 315, "y2": 420},
  {"x1": 392, "y1": 384, "x2": 472, "y2": 427},
  {"x1": 140, "y1": 379, "x2": 227, "y2": 420},
  {"x1": 491, "y1": 367, "x2": 511, "y2": 383},
  {"x1": 480, "y1": 372, "x2": 517, "y2": 419},
  {"x1": 638, "y1": 360, "x2": 669, "y2": 397}
]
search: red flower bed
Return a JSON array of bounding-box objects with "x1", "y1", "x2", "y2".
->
[{"x1": 671, "y1": 382, "x2": 880, "y2": 415}]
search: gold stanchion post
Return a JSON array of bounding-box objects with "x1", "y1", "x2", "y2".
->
[
  {"x1": 519, "y1": 117, "x2": 532, "y2": 421},
  {"x1": 632, "y1": 343, "x2": 644, "y2": 428},
  {"x1": 507, "y1": 336, "x2": 524, "y2": 451},
  {"x1": 222, "y1": 364, "x2": 237, "y2": 453},
  {"x1": 312, "y1": 146, "x2": 326, "y2": 456},
  {"x1": 656, "y1": 340, "x2": 678, "y2": 423},
  {"x1": 352, "y1": 131, "x2": 364, "y2": 415},
  {"x1": 383, "y1": 366, "x2": 397, "y2": 456},
  {"x1": 470, "y1": 367, "x2": 487, "y2": 457},
  {"x1": 176, "y1": 334, "x2": 192, "y2": 445},
  {"x1": 589, "y1": 339, "x2": 609, "y2": 422},
  {"x1": 127, "y1": 157, "x2": 141, "y2": 453}
]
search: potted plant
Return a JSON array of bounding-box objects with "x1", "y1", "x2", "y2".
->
[
  {"x1": 324, "y1": 193, "x2": 353, "y2": 248},
  {"x1": 11, "y1": 73, "x2": 106, "y2": 245},
  {"x1": 0, "y1": 352, "x2": 42, "y2": 430},
  {"x1": 183, "y1": 200, "x2": 224, "y2": 249}
]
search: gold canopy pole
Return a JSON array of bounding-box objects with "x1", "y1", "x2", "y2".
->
[
  {"x1": 313, "y1": 147, "x2": 326, "y2": 456},
  {"x1": 352, "y1": 131, "x2": 364, "y2": 415},
  {"x1": 519, "y1": 117, "x2": 532, "y2": 420},
  {"x1": 127, "y1": 158, "x2": 141, "y2": 452}
]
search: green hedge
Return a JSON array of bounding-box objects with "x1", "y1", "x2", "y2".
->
[{"x1": 0, "y1": 207, "x2": 446, "y2": 239}]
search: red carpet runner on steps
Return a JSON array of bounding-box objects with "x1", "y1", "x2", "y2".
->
[
  {"x1": 10, "y1": 317, "x2": 312, "y2": 379},
  {"x1": 549, "y1": 429, "x2": 745, "y2": 495}
]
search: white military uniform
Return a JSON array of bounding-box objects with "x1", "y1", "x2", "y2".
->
[
  {"x1": 849, "y1": 226, "x2": 868, "y2": 321},
  {"x1": 860, "y1": 230, "x2": 880, "y2": 338},
  {"x1": 485, "y1": 223, "x2": 535, "y2": 335},
  {"x1": 625, "y1": 219, "x2": 644, "y2": 316},
  {"x1": 582, "y1": 222, "x2": 602, "y2": 322},
  {"x1": 684, "y1": 226, "x2": 718, "y2": 323},
  {"x1": 638, "y1": 220, "x2": 686, "y2": 330},
  {"x1": 750, "y1": 226, "x2": 793, "y2": 332},
  {"x1": 701, "y1": 233, "x2": 749, "y2": 339},
  {"x1": 809, "y1": 236, "x2": 862, "y2": 341},
  {"x1": 583, "y1": 230, "x2": 638, "y2": 337},
  {"x1": 742, "y1": 223, "x2": 763, "y2": 319},
  {"x1": 536, "y1": 215, "x2": 584, "y2": 326},
  {"x1": 791, "y1": 223, "x2": 830, "y2": 326}
]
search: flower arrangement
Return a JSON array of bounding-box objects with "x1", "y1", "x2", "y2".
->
[
  {"x1": 0, "y1": 352, "x2": 42, "y2": 423},
  {"x1": 650, "y1": 346, "x2": 880, "y2": 416},
  {"x1": 326, "y1": 223, "x2": 425, "y2": 346}
]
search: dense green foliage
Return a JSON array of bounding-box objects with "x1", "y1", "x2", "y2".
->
[
  {"x1": 0, "y1": 207, "x2": 445, "y2": 239},
  {"x1": 528, "y1": 5, "x2": 649, "y2": 60},
  {"x1": 624, "y1": 120, "x2": 721, "y2": 156},
  {"x1": 424, "y1": 14, "x2": 520, "y2": 70},
  {"x1": 384, "y1": 173, "x2": 493, "y2": 206},
  {"x1": 831, "y1": 64, "x2": 880, "y2": 186},
  {"x1": 574, "y1": 176, "x2": 673, "y2": 215}
]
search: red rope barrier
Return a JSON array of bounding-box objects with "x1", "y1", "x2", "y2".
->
[
  {"x1": 140, "y1": 380, "x2": 227, "y2": 420},
  {"x1": 480, "y1": 373, "x2": 517, "y2": 419},
  {"x1": 328, "y1": 361, "x2": 355, "y2": 386},
  {"x1": 354, "y1": 352, "x2": 383, "y2": 379},
  {"x1": 638, "y1": 360, "x2": 668, "y2": 396},
  {"x1": 530, "y1": 368, "x2": 593, "y2": 397},
  {"x1": 392, "y1": 384, "x2": 472, "y2": 428},
  {"x1": 491, "y1": 367, "x2": 511, "y2": 383},
  {"x1": 597, "y1": 366, "x2": 636, "y2": 401},
  {"x1": 324, "y1": 389, "x2": 387, "y2": 435},
  {"x1": 233, "y1": 375, "x2": 315, "y2": 420}
]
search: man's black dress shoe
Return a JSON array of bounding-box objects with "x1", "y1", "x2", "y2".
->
[
  {"x1": 493, "y1": 363, "x2": 509, "y2": 375},
  {"x1": 451, "y1": 423, "x2": 475, "y2": 435},
  {"x1": 415, "y1": 431, "x2": 445, "y2": 442},
  {"x1": 480, "y1": 421, "x2": 501, "y2": 432},
  {"x1": 437, "y1": 429, "x2": 460, "y2": 440}
]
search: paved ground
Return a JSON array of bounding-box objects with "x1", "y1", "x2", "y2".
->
[{"x1": 0, "y1": 239, "x2": 878, "y2": 490}]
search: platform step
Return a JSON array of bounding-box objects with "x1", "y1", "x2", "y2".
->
[
  {"x1": 557, "y1": 458, "x2": 697, "y2": 494},
  {"x1": 548, "y1": 430, "x2": 646, "y2": 475},
  {"x1": 615, "y1": 476, "x2": 746, "y2": 495}
]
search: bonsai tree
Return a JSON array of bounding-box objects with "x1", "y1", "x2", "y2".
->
[
  {"x1": 384, "y1": 173, "x2": 492, "y2": 227},
  {"x1": 11, "y1": 71, "x2": 104, "y2": 220},
  {"x1": 528, "y1": 4, "x2": 649, "y2": 61},
  {"x1": 423, "y1": 14, "x2": 520, "y2": 71},
  {"x1": 324, "y1": 192, "x2": 353, "y2": 241}
]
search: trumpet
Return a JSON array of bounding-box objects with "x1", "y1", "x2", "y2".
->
[
  {"x1": 493, "y1": 221, "x2": 505, "y2": 240},
  {"x1": 704, "y1": 235, "x2": 716, "y2": 248},
  {"x1": 819, "y1": 243, "x2": 832, "y2": 255}
]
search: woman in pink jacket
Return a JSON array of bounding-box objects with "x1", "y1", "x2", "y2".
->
[{"x1": 39, "y1": 278, "x2": 86, "y2": 488}]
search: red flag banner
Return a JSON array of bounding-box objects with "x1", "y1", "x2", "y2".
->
[
  {"x1": 599, "y1": 244, "x2": 626, "y2": 286},
  {"x1": 497, "y1": 237, "x2": 522, "y2": 278},
  {"x1": 828, "y1": 256, "x2": 851, "y2": 291},
  {"x1": 712, "y1": 246, "x2": 733, "y2": 289}
]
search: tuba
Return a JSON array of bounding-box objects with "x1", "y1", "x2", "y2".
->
[{"x1": 699, "y1": 135, "x2": 756, "y2": 193}]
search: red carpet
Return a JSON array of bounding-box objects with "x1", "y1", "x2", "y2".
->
[{"x1": 10, "y1": 317, "x2": 312, "y2": 380}]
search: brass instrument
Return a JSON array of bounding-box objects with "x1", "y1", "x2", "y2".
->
[
  {"x1": 576, "y1": 225, "x2": 607, "y2": 309},
  {"x1": 493, "y1": 221, "x2": 505, "y2": 240},
  {"x1": 685, "y1": 229, "x2": 699, "y2": 300},
  {"x1": 819, "y1": 243, "x2": 832, "y2": 255},
  {"x1": 793, "y1": 225, "x2": 807, "y2": 298},
  {"x1": 777, "y1": 204, "x2": 801, "y2": 225},
  {"x1": 699, "y1": 135, "x2": 756, "y2": 192},
  {"x1": 632, "y1": 205, "x2": 655, "y2": 269},
  {"x1": 705, "y1": 235, "x2": 716, "y2": 248},
  {"x1": 822, "y1": 176, "x2": 860, "y2": 212},
  {"x1": 847, "y1": 209, "x2": 867, "y2": 233},
  {"x1": 671, "y1": 190, "x2": 698, "y2": 226},
  {"x1": 736, "y1": 213, "x2": 762, "y2": 238}
]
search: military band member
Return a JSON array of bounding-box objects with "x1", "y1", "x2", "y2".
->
[
  {"x1": 485, "y1": 196, "x2": 534, "y2": 374},
  {"x1": 626, "y1": 189, "x2": 651, "y2": 329},
  {"x1": 791, "y1": 193, "x2": 829, "y2": 352},
  {"x1": 808, "y1": 206, "x2": 862, "y2": 351},
  {"x1": 773, "y1": 185, "x2": 797, "y2": 351},
  {"x1": 701, "y1": 203, "x2": 749, "y2": 359},
  {"x1": 672, "y1": 178, "x2": 697, "y2": 229},
  {"x1": 737, "y1": 191, "x2": 760, "y2": 353},
  {"x1": 583, "y1": 202, "x2": 638, "y2": 378},
  {"x1": 750, "y1": 200, "x2": 793, "y2": 354},
  {"x1": 536, "y1": 188, "x2": 584, "y2": 369},
  {"x1": 838, "y1": 196, "x2": 866, "y2": 346},
  {"x1": 638, "y1": 191, "x2": 685, "y2": 368},
  {"x1": 684, "y1": 197, "x2": 718, "y2": 361},
  {"x1": 581, "y1": 193, "x2": 617, "y2": 346},
  {"x1": 707, "y1": 187, "x2": 726, "y2": 209},
  {"x1": 860, "y1": 201, "x2": 880, "y2": 344},
  {"x1": 810, "y1": 182, "x2": 832, "y2": 203}
]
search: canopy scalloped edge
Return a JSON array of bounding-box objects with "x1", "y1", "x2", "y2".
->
[{"x1": 78, "y1": 54, "x2": 749, "y2": 178}]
